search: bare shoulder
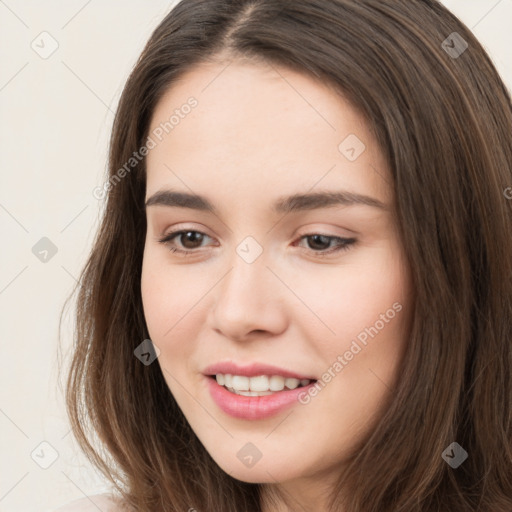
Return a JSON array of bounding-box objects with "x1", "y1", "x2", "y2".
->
[{"x1": 53, "y1": 493, "x2": 126, "y2": 512}]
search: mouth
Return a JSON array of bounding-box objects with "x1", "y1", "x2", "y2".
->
[
  {"x1": 205, "y1": 372, "x2": 318, "y2": 420},
  {"x1": 202, "y1": 362, "x2": 318, "y2": 419},
  {"x1": 207, "y1": 374, "x2": 316, "y2": 397}
]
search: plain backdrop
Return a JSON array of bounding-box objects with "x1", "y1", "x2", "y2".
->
[{"x1": 0, "y1": 1, "x2": 511, "y2": 510}]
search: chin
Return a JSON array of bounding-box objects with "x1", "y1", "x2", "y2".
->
[{"x1": 206, "y1": 446, "x2": 302, "y2": 484}]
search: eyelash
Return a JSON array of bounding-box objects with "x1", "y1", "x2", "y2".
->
[{"x1": 157, "y1": 229, "x2": 356, "y2": 258}]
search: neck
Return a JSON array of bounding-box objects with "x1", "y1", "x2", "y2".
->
[{"x1": 259, "y1": 471, "x2": 341, "y2": 512}]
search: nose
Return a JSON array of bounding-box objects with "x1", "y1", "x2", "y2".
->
[{"x1": 209, "y1": 249, "x2": 288, "y2": 341}]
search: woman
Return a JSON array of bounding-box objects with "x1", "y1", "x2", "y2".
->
[{"x1": 57, "y1": 0, "x2": 512, "y2": 510}]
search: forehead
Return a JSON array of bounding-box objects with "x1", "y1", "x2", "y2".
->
[{"x1": 145, "y1": 60, "x2": 391, "y2": 207}]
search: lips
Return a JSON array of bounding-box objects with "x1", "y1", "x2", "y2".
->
[
  {"x1": 203, "y1": 361, "x2": 318, "y2": 420},
  {"x1": 202, "y1": 361, "x2": 316, "y2": 381}
]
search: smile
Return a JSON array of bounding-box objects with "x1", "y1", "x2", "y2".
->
[
  {"x1": 214, "y1": 373, "x2": 313, "y2": 396},
  {"x1": 205, "y1": 374, "x2": 318, "y2": 420}
]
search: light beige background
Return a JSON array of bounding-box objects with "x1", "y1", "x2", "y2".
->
[{"x1": 0, "y1": 1, "x2": 510, "y2": 511}]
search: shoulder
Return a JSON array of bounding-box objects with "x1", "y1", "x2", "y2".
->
[{"x1": 53, "y1": 493, "x2": 125, "y2": 512}]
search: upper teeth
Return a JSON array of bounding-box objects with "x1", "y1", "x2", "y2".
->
[{"x1": 215, "y1": 374, "x2": 311, "y2": 392}]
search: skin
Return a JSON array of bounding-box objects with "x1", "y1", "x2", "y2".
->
[{"x1": 141, "y1": 57, "x2": 413, "y2": 512}]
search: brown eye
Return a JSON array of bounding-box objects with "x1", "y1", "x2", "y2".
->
[
  {"x1": 305, "y1": 234, "x2": 333, "y2": 251},
  {"x1": 296, "y1": 234, "x2": 356, "y2": 256},
  {"x1": 176, "y1": 231, "x2": 205, "y2": 249},
  {"x1": 158, "y1": 230, "x2": 213, "y2": 255}
]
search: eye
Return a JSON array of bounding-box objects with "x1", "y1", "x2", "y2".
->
[
  {"x1": 157, "y1": 230, "x2": 214, "y2": 255},
  {"x1": 157, "y1": 230, "x2": 356, "y2": 257},
  {"x1": 294, "y1": 233, "x2": 356, "y2": 256}
]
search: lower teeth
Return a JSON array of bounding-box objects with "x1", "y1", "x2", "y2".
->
[
  {"x1": 224, "y1": 386, "x2": 300, "y2": 396},
  {"x1": 228, "y1": 389, "x2": 274, "y2": 396}
]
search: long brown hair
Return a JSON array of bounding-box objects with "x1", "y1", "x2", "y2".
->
[{"x1": 60, "y1": 1, "x2": 512, "y2": 510}]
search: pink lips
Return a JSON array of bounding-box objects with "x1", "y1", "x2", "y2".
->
[
  {"x1": 202, "y1": 361, "x2": 316, "y2": 381},
  {"x1": 203, "y1": 361, "x2": 317, "y2": 420}
]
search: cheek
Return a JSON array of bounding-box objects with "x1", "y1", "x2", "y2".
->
[
  {"x1": 141, "y1": 248, "x2": 180, "y2": 349},
  {"x1": 141, "y1": 248, "x2": 191, "y2": 334},
  {"x1": 140, "y1": 258, "x2": 168, "y2": 338},
  {"x1": 140, "y1": 252, "x2": 209, "y2": 358},
  {"x1": 295, "y1": 244, "x2": 410, "y2": 354}
]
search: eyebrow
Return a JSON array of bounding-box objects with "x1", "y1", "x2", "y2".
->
[{"x1": 144, "y1": 189, "x2": 387, "y2": 214}]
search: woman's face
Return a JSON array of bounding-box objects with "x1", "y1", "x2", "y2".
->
[{"x1": 141, "y1": 58, "x2": 412, "y2": 487}]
